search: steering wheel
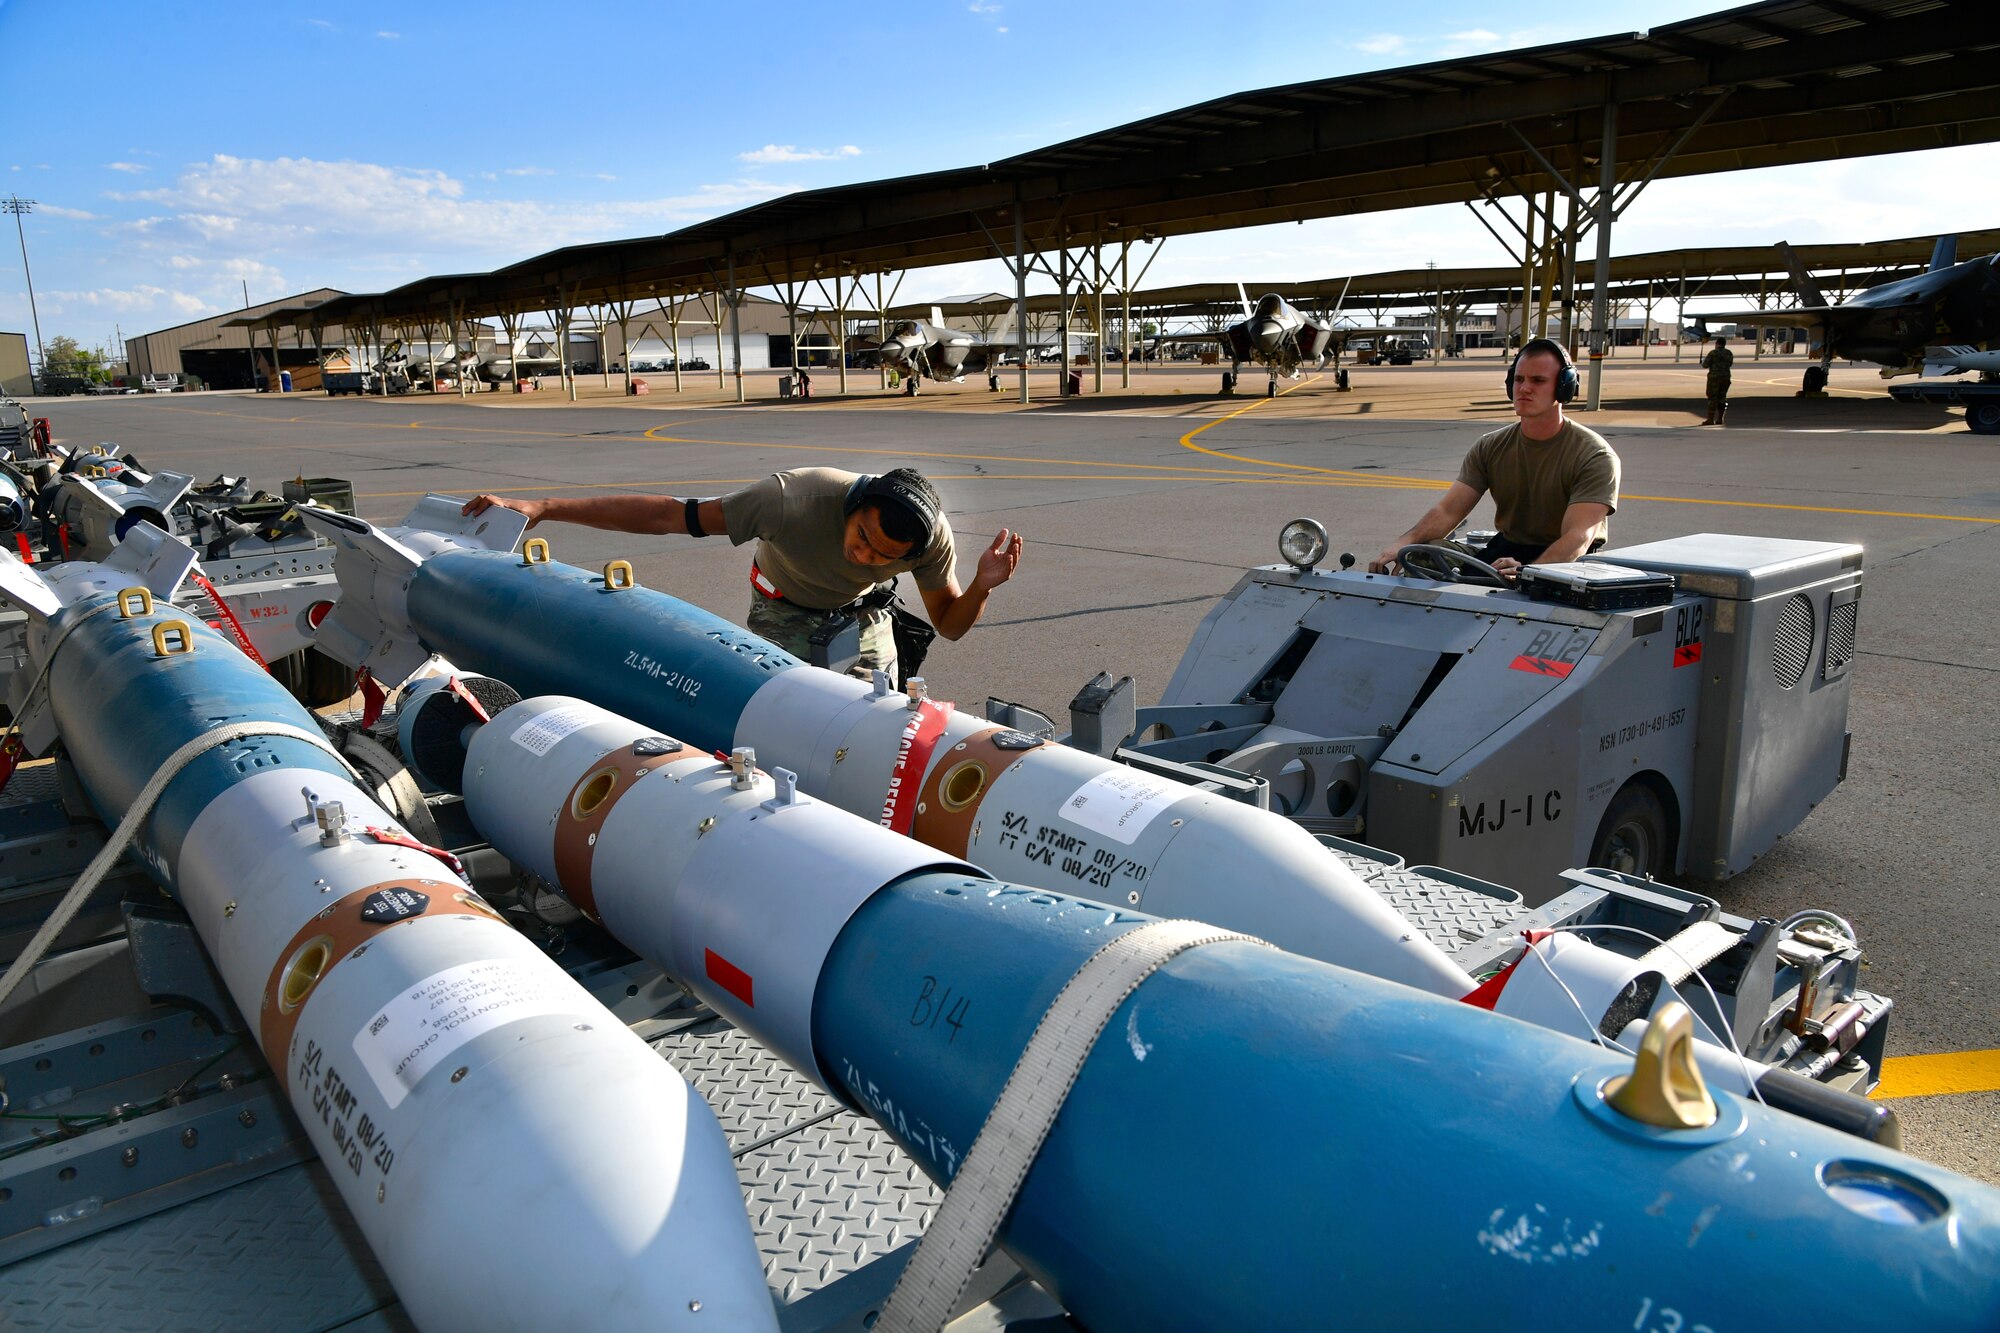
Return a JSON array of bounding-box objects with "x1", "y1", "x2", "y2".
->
[{"x1": 1396, "y1": 544, "x2": 1510, "y2": 587}]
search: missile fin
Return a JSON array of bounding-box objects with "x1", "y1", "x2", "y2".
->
[
  {"x1": 99, "y1": 523, "x2": 197, "y2": 601},
  {"x1": 0, "y1": 548, "x2": 62, "y2": 621},
  {"x1": 296, "y1": 507, "x2": 433, "y2": 681},
  {"x1": 400, "y1": 493, "x2": 530, "y2": 552},
  {"x1": 136, "y1": 469, "x2": 195, "y2": 514}
]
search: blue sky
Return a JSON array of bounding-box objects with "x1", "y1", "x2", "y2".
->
[{"x1": 4, "y1": 0, "x2": 1998, "y2": 356}]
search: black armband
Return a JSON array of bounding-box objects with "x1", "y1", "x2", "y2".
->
[{"x1": 684, "y1": 497, "x2": 708, "y2": 539}]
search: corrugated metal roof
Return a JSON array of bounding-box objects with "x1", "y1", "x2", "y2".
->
[{"x1": 255, "y1": 0, "x2": 1998, "y2": 329}]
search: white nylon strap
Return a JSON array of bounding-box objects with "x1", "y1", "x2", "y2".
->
[
  {"x1": 876, "y1": 919, "x2": 1266, "y2": 1333},
  {"x1": 1637, "y1": 919, "x2": 1739, "y2": 986},
  {"x1": 0, "y1": 720, "x2": 355, "y2": 1011}
]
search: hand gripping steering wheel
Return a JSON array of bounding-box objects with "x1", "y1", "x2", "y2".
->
[{"x1": 1395, "y1": 544, "x2": 1510, "y2": 587}]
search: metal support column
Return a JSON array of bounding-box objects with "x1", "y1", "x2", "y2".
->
[
  {"x1": 726, "y1": 254, "x2": 745, "y2": 403},
  {"x1": 836, "y1": 276, "x2": 849, "y2": 395},
  {"x1": 1015, "y1": 205, "x2": 1030, "y2": 405},
  {"x1": 1584, "y1": 97, "x2": 1617, "y2": 411},
  {"x1": 1121, "y1": 244, "x2": 1131, "y2": 390}
]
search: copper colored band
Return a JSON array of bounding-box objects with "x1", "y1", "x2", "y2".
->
[
  {"x1": 259, "y1": 878, "x2": 504, "y2": 1093},
  {"x1": 552, "y1": 740, "x2": 687, "y2": 920},
  {"x1": 911, "y1": 726, "x2": 1018, "y2": 857}
]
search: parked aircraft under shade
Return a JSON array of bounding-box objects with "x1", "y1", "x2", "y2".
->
[
  {"x1": 1698, "y1": 236, "x2": 2000, "y2": 391},
  {"x1": 1154, "y1": 287, "x2": 1393, "y2": 396},
  {"x1": 869, "y1": 306, "x2": 1020, "y2": 384}
]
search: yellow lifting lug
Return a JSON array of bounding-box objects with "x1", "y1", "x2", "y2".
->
[
  {"x1": 151, "y1": 621, "x2": 195, "y2": 657},
  {"x1": 603, "y1": 560, "x2": 636, "y2": 591},
  {"x1": 522, "y1": 537, "x2": 552, "y2": 566},
  {"x1": 1604, "y1": 1000, "x2": 1718, "y2": 1130},
  {"x1": 116, "y1": 587, "x2": 155, "y2": 618}
]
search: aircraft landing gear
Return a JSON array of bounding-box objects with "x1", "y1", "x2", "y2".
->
[
  {"x1": 1801, "y1": 364, "x2": 1830, "y2": 395},
  {"x1": 1266, "y1": 379, "x2": 1277, "y2": 398},
  {"x1": 1220, "y1": 372, "x2": 1236, "y2": 396}
]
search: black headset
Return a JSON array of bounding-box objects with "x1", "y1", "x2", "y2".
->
[
  {"x1": 1505, "y1": 337, "x2": 1579, "y2": 404},
  {"x1": 843, "y1": 473, "x2": 937, "y2": 549}
]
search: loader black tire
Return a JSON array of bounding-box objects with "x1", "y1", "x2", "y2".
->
[{"x1": 1589, "y1": 782, "x2": 1669, "y2": 879}]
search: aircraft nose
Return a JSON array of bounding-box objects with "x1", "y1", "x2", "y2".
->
[
  {"x1": 1253, "y1": 320, "x2": 1284, "y2": 351},
  {"x1": 878, "y1": 340, "x2": 906, "y2": 364}
]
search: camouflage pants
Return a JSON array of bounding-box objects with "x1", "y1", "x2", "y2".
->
[
  {"x1": 1706, "y1": 377, "x2": 1730, "y2": 411},
  {"x1": 747, "y1": 597, "x2": 896, "y2": 681}
]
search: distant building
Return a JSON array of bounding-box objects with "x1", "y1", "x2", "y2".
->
[
  {"x1": 127, "y1": 289, "x2": 347, "y2": 389},
  {"x1": 0, "y1": 332, "x2": 30, "y2": 396}
]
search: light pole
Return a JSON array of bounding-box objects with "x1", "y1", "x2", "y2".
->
[{"x1": 3, "y1": 197, "x2": 47, "y2": 392}]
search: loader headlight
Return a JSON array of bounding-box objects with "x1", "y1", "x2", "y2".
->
[{"x1": 1279, "y1": 518, "x2": 1329, "y2": 571}]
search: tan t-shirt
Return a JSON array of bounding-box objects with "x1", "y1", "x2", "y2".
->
[
  {"x1": 721, "y1": 467, "x2": 957, "y2": 610},
  {"x1": 1456, "y1": 419, "x2": 1620, "y2": 549}
]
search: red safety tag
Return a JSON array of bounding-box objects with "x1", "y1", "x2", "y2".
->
[
  {"x1": 188, "y1": 569, "x2": 268, "y2": 668},
  {"x1": 13, "y1": 533, "x2": 33, "y2": 564},
  {"x1": 1459, "y1": 929, "x2": 1555, "y2": 1008},
  {"x1": 361, "y1": 825, "x2": 468, "y2": 881},
  {"x1": 445, "y1": 675, "x2": 491, "y2": 723},
  {"x1": 880, "y1": 699, "x2": 954, "y2": 835},
  {"x1": 356, "y1": 666, "x2": 388, "y2": 730},
  {"x1": 56, "y1": 524, "x2": 71, "y2": 561},
  {"x1": 0, "y1": 734, "x2": 23, "y2": 796}
]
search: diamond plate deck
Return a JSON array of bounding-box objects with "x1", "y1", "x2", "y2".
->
[
  {"x1": 738, "y1": 1112, "x2": 940, "y2": 1307},
  {"x1": 1371, "y1": 866, "x2": 1524, "y2": 952},
  {"x1": 0, "y1": 1159, "x2": 404, "y2": 1332},
  {"x1": 657, "y1": 1019, "x2": 944, "y2": 1308},
  {"x1": 657, "y1": 1020, "x2": 845, "y2": 1152}
]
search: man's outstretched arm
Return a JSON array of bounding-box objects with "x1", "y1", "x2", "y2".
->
[{"x1": 462, "y1": 493, "x2": 725, "y2": 536}]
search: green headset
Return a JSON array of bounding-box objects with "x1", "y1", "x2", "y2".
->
[{"x1": 1506, "y1": 337, "x2": 1579, "y2": 404}]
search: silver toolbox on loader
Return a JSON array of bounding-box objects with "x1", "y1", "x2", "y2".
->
[{"x1": 1595, "y1": 534, "x2": 1861, "y2": 878}]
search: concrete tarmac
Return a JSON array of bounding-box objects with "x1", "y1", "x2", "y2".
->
[{"x1": 30, "y1": 356, "x2": 1998, "y2": 1183}]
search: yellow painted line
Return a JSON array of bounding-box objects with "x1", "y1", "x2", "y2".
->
[
  {"x1": 160, "y1": 394, "x2": 2000, "y2": 523},
  {"x1": 1176, "y1": 387, "x2": 1998, "y2": 522},
  {"x1": 1751, "y1": 376, "x2": 1890, "y2": 398},
  {"x1": 1871, "y1": 1048, "x2": 2000, "y2": 1100},
  {"x1": 1178, "y1": 375, "x2": 1404, "y2": 483},
  {"x1": 1619, "y1": 493, "x2": 1994, "y2": 523},
  {"x1": 353, "y1": 473, "x2": 1443, "y2": 501},
  {"x1": 640, "y1": 423, "x2": 1314, "y2": 481}
]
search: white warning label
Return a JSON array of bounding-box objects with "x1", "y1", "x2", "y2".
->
[
  {"x1": 511, "y1": 704, "x2": 597, "y2": 756},
  {"x1": 353, "y1": 957, "x2": 588, "y2": 1109},
  {"x1": 1056, "y1": 768, "x2": 1185, "y2": 846}
]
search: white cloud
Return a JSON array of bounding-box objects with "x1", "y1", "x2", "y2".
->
[
  {"x1": 105, "y1": 155, "x2": 797, "y2": 267},
  {"x1": 968, "y1": 2, "x2": 1001, "y2": 12},
  {"x1": 37, "y1": 204, "x2": 99, "y2": 220},
  {"x1": 503, "y1": 166, "x2": 555, "y2": 176},
  {"x1": 105, "y1": 162, "x2": 147, "y2": 174},
  {"x1": 305, "y1": 17, "x2": 333, "y2": 29},
  {"x1": 739, "y1": 144, "x2": 862, "y2": 164},
  {"x1": 1356, "y1": 27, "x2": 1544, "y2": 62},
  {"x1": 377, "y1": 30, "x2": 400, "y2": 39},
  {"x1": 43, "y1": 285, "x2": 209, "y2": 317}
]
